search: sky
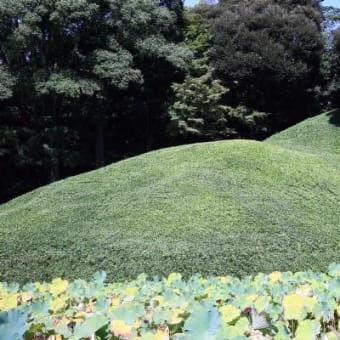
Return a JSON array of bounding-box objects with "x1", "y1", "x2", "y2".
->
[{"x1": 185, "y1": 0, "x2": 340, "y2": 7}]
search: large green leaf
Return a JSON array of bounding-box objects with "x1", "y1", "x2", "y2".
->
[
  {"x1": 184, "y1": 306, "x2": 221, "y2": 339},
  {"x1": 73, "y1": 314, "x2": 109, "y2": 338},
  {"x1": 0, "y1": 309, "x2": 29, "y2": 340}
]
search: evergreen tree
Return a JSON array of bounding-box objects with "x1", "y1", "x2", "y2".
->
[
  {"x1": 169, "y1": 11, "x2": 268, "y2": 142},
  {"x1": 169, "y1": 56, "x2": 235, "y2": 140}
]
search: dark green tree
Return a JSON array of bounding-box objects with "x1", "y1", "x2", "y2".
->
[
  {"x1": 206, "y1": 0, "x2": 324, "y2": 130},
  {"x1": 327, "y1": 28, "x2": 340, "y2": 107},
  {"x1": 318, "y1": 6, "x2": 340, "y2": 109},
  {"x1": 0, "y1": 0, "x2": 190, "y2": 201},
  {"x1": 168, "y1": 10, "x2": 268, "y2": 142}
]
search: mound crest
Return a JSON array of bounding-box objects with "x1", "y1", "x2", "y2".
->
[{"x1": 0, "y1": 111, "x2": 339, "y2": 283}]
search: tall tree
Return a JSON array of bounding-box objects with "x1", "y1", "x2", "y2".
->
[
  {"x1": 0, "y1": 0, "x2": 191, "y2": 201},
  {"x1": 320, "y1": 6, "x2": 340, "y2": 108},
  {"x1": 168, "y1": 10, "x2": 268, "y2": 142},
  {"x1": 206, "y1": 0, "x2": 324, "y2": 130}
]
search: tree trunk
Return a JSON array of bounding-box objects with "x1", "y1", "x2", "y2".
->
[
  {"x1": 95, "y1": 119, "x2": 105, "y2": 168},
  {"x1": 49, "y1": 158, "x2": 60, "y2": 183},
  {"x1": 49, "y1": 94, "x2": 60, "y2": 183}
]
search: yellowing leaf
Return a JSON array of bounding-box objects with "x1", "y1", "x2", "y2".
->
[
  {"x1": 112, "y1": 297, "x2": 121, "y2": 307},
  {"x1": 123, "y1": 287, "x2": 137, "y2": 300},
  {"x1": 35, "y1": 282, "x2": 49, "y2": 293},
  {"x1": 49, "y1": 336, "x2": 63, "y2": 340},
  {"x1": 0, "y1": 284, "x2": 6, "y2": 299},
  {"x1": 204, "y1": 286, "x2": 215, "y2": 297},
  {"x1": 0, "y1": 294, "x2": 18, "y2": 311},
  {"x1": 21, "y1": 292, "x2": 33, "y2": 303},
  {"x1": 322, "y1": 332, "x2": 338, "y2": 340},
  {"x1": 218, "y1": 276, "x2": 230, "y2": 283},
  {"x1": 137, "y1": 328, "x2": 169, "y2": 340},
  {"x1": 152, "y1": 295, "x2": 164, "y2": 307},
  {"x1": 254, "y1": 296, "x2": 268, "y2": 313},
  {"x1": 170, "y1": 307, "x2": 185, "y2": 324},
  {"x1": 220, "y1": 305, "x2": 241, "y2": 323},
  {"x1": 295, "y1": 320, "x2": 320, "y2": 340},
  {"x1": 246, "y1": 294, "x2": 259, "y2": 304},
  {"x1": 269, "y1": 271, "x2": 282, "y2": 283},
  {"x1": 166, "y1": 273, "x2": 182, "y2": 285},
  {"x1": 155, "y1": 326, "x2": 170, "y2": 340},
  {"x1": 303, "y1": 296, "x2": 318, "y2": 312},
  {"x1": 86, "y1": 302, "x2": 94, "y2": 313},
  {"x1": 74, "y1": 312, "x2": 86, "y2": 321},
  {"x1": 50, "y1": 278, "x2": 69, "y2": 296},
  {"x1": 223, "y1": 317, "x2": 249, "y2": 336},
  {"x1": 282, "y1": 294, "x2": 305, "y2": 320},
  {"x1": 50, "y1": 297, "x2": 67, "y2": 313},
  {"x1": 111, "y1": 319, "x2": 134, "y2": 339},
  {"x1": 296, "y1": 284, "x2": 313, "y2": 297}
]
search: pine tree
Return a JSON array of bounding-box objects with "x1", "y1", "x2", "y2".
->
[{"x1": 168, "y1": 10, "x2": 268, "y2": 141}]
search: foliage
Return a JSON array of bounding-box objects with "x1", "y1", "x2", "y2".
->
[
  {"x1": 0, "y1": 112, "x2": 339, "y2": 284},
  {"x1": 0, "y1": 0, "x2": 190, "y2": 202},
  {"x1": 168, "y1": 10, "x2": 268, "y2": 142},
  {"x1": 0, "y1": 0, "x2": 336, "y2": 203},
  {"x1": 319, "y1": 6, "x2": 340, "y2": 109},
  {"x1": 169, "y1": 58, "x2": 268, "y2": 140},
  {"x1": 0, "y1": 265, "x2": 339, "y2": 339},
  {"x1": 0, "y1": 65, "x2": 15, "y2": 100},
  {"x1": 205, "y1": 0, "x2": 324, "y2": 129},
  {"x1": 324, "y1": 27, "x2": 340, "y2": 107},
  {"x1": 168, "y1": 57, "x2": 236, "y2": 141}
]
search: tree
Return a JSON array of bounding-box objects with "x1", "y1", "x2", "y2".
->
[
  {"x1": 327, "y1": 28, "x2": 340, "y2": 107},
  {"x1": 0, "y1": 0, "x2": 191, "y2": 201},
  {"x1": 0, "y1": 66, "x2": 15, "y2": 100},
  {"x1": 168, "y1": 10, "x2": 268, "y2": 142},
  {"x1": 318, "y1": 5, "x2": 340, "y2": 109},
  {"x1": 169, "y1": 57, "x2": 236, "y2": 141},
  {"x1": 206, "y1": 0, "x2": 324, "y2": 130}
]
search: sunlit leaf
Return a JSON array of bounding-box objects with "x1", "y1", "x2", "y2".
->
[
  {"x1": 282, "y1": 294, "x2": 305, "y2": 320},
  {"x1": 73, "y1": 314, "x2": 109, "y2": 338},
  {"x1": 295, "y1": 319, "x2": 320, "y2": 340},
  {"x1": 0, "y1": 294, "x2": 18, "y2": 311},
  {"x1": 219, "y1": 305, "x2": 241, "y2": 323},
  {"x1": 269, "y1": 272, "x2": 282, "y2": 283},
  {"x1": 49, "y1": 278, "x2": 69, "y2": 296},
  {"x1": 50, "y1": 297, "x2": 67, "y2": 313},
  {"x1": 166, "y1": 273, "x2": 182, "y2": 285},
  {"x1": 111, "y1": 319, "x2": 134, "y2": 339}
]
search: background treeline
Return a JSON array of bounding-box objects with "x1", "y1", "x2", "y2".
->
[{"x1": 0, "y1": 0, "x2": 339, "y2": 203}]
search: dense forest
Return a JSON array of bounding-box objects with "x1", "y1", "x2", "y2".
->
[{"x1": 0, "y1": 0, "x2": 339, "y2": 203}]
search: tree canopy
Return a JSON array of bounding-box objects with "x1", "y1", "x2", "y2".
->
[
  {"x1": 0, "y1": 0, "x2": 338, "y2": 202},
  {"x1": 207, "y1": 0, "x2": 324, "y2": 129}
]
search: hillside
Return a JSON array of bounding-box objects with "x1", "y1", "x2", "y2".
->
[
  {"x1": 267, "y1": 109, "x2": 340, "y2": 163},
  {"x1": 0, "y1": 112, "x2": 339, "y2": 283}
]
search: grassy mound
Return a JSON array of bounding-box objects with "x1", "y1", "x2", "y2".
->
[
  {"x1": 267, "y1": 109, "x2": 340, "y2": 163},
  {"x1": 0, "y1": 112, "x2": 339, "y2": 283}
]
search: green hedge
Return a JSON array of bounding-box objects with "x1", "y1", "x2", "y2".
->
[{"x1": 0, "y1": 265, "x2": 339, "y2": 339}]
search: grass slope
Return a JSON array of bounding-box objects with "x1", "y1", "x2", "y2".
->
[
  {"x1": 0, "y1": 112, "x2": 339, "y2": 283},
  {"x1": 267, "y1": 110, "x2": 340, "y2": 163}
]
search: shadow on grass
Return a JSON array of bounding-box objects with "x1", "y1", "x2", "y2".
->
[{"x1": 327, "y1": 109, "x2": 340, "y2": 127}]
